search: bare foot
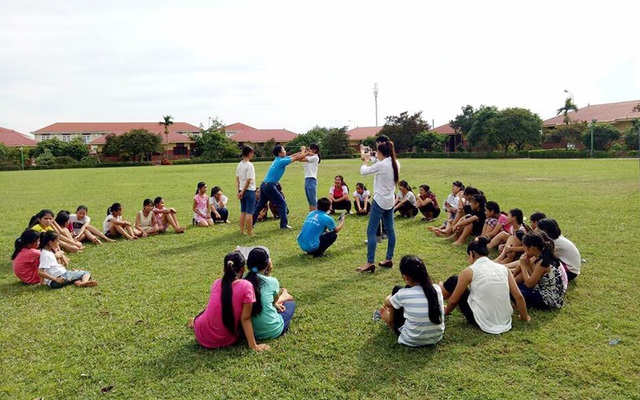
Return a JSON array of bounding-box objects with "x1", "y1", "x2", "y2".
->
[
  {"x1": 187, "y1": 318, "x2": 195, "y2": 329},
  {"x1": 279, "y1": 288, "x2": 294, "y2": 302},
  {"x1": 452, "y1": 241, "x2": 463, "y2": 246},
  {"x1": 75, "y1": 280, "x2": 98, "y2": 287}
]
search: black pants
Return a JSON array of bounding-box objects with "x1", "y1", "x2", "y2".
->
[
  {"x1": 353, "y1": 199, "x2": 370, "y2": 215},
  {"x1": 332, "y1": 199, "x2": 351, "y2": 213},
  {"x1": 211, "y1": 208, "x2": 229, "y2": 222},
  {"x1": 397, "y1": 202, "x2": 418, "y2": 217},
  {"x1": 442, "y1": 275, "x2": 477, "y2": 326},
  {"x1": 391, "y1": 285, "x2": 408, "y2": 335},
  {"x1": 419, "y1": 204, "x2": 441, "y2": 219},
  {"x1": 308, "y1": 231, "x2": 338, "y2": 257}
]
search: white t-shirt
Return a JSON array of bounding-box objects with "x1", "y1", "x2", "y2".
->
[
  {"x1": 353, "y1": 189, "x2": 370, "y2": 202},
  {"x1": 444, "y1": 193, "x2": 459, "y2": 211},
  {"x1": 69, "y1": 214, "x2": 90, "y2": 235},
  {"x1": 39, "y1": 249, "x2": 66, "y2": 285},
  {"x1": 236, "y1": 160, "x2": 256, "y2": 191},
  {"x1": 329, "y1": 185, "x2": 349, "y2": 198},
  {"x1": 103, "y1": 214, "x2": 120, "y2": 234},
  {"x1": 360, "y1": 157, "x2": 398, "y2": 210},
  {"x1": 554, "y1": 235, "x2": 581, "y2": 275},
  {"x1": 209, "y1": 194, "x2": 229, "y2": 210},
  {"x1": 468, "y1": 257, "x2": 513, "y2": 334},
  {"x1": 389, "y1": 284, "x2": 445, "y2": 347},
  {"x1": 397, "y1": 190, "x2": 417, "y2": 206},
  {"x1": 303, "y1": 154, "x2": 319, "y2": 179}
]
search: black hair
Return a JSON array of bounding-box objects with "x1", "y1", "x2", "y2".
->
[
  {"x1": 76, "y1": 205, "x2": 88, "y2": 213},
  {"x1": 272, "y1": 145, "x2": 284, "y2": 157},
  {"x1": 334, "y1": 175, "x2": 348, "y2": 191},
  {"x1": 221, "y1": 251, "x2": 246, "y2": 335},
  {"x1": 530, "y1": 212, "x2": 547, "y2": 224},
  {"x1": 195, "y1": 182, "x2": 206, "y2": 195},
  {"x1": 419, "y1": 184, "x2": 431, "y2": 194},
  {"x1": 317, "y1": 197, "x2": 331, "y2": 212},
  {"x1": 153, "y1": 197, "x2": 163, "y2": 206},
  {"x1": 309, "y1": 143, "x2": 321, "y2": 163},
  {"x1": 399, "y1": 255, "x2": 442, "y2": 325},
  {"x1": 522, "y1": 231, "x2": 559, "y2": 268},
  {"x1": 143, "y1": 198, "x2": 153, "y2": 207},
  {"x1": 537, "y1": 218, "x2": 561, "y2": 240},
  {"x1": 245, "y1": 248, "x2": 270, "y2": 317},
  {"x1": 470, "y1": 194, "x2": 486, "y2": 210},
  {"x1": 107, "y1": 203, "x2": 122, "y2": 215},
  {"x1": 375, "y1": 134, "x2": 390, "y2": 144},
  {"x1": 55, "y1": 210, "x2": 71, "y2": 227},
  {"x1": 12, "y1": 229, "x2": 40, "y2": 260},
  {"x1": 463, "y1": 186, "x2": 479, "y2": 197},
  {"x1": 211, "y1": 186, "x2": 221, "y2": 197},
  {"x1": 241, "y1": 145, "x2": 254, "y2": 158},
  {"x1": 452, "y1": 181, "x2": 464, "y2": 190},
  {"x1": 398, "y1": 180, "x2": 412, "y2": 192},
  {"x1": 356, "y1": 182, "x2": 367, "y2": 191},
  {"x1": 377, "y1": 141, "x2": 399, "y2": 184},
  {"x1": 485, "y1": 201, "x2": 500, "y2": 214},
  {"x1": 39, "y1": 230, "x2": 58, "y2": 250},
  {"x1": 28, "y1": 209, "x2": 53, "y2": 229},
  {"x1": 509, "y1": 208, "x2": 524, "y2": 225},
  {"x1": 467, "y1": 236, "x2": 490, "y2": 257}
]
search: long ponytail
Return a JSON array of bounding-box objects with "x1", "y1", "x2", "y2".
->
[
  {"x1": 399, "y1": 255, "x2": 442, "y2": 325},
  {"x1": 245, "y1": 247, "x2": 270, "y2": 317},
  {"x1": 12, "y1": 229, "x2": 40, "y2": 260},
  {"x1": 377, "y1": 141, "x2": 399, "y2": 184},
  {"x1": 221, "y1": 251, "x2": 246, "y2": 335}
]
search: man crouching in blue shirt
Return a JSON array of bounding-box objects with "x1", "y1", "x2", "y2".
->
[{"x1": 297, "y1": 197, "x2": 346, "y2": 257}]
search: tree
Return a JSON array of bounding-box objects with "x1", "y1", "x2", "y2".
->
[
  {"x1": 623, "y1": 118, "x2": 640, "y2": 150},
  {"x1": 30, "y1": 137, "x2": 89, "y2": 160},
  {"x1": 544, "y1": 123, "x2": 587, "y2": 148},
  {"x1": 286, "y1": 126, "x2": 328, "y2": 151},
  {"x1": 582, "y1": 123, "x2": 621, "y2": 151},
  {"x1": 414, "y1": 131, "x2": 445, "y2": 152},
  {"x1": 488, "y1": 108, "x2": 543, "y2": 152},
  {"x1": 378, "y1": 111, "x2": 430, "y2": 153},
  {"x1": 556, "y1": 97, "x2": 578, "y2": 125},
  {"x1": 159, "y1": 115, "x2": 174, "y2": 155},
  {"x1": 119, "y1": 129, "x2": 163, "y2": 162},
  {"x1": 450, "y1": 105, "x2": 476, "y2": 137},
  {"x1": 466, "y1": 106, "x2": 499, "y2": 150},
  {"x1": 64, "y1": 138, "x2": 89, "y2": 160},
  {"x1": 361, "y1": 136, "x2": 377, "y2": 149},
  {"x1": 322, "y1": 127, "x2": 350, "y2": 155},
  {"x1": 192, "y1": 119, "x2": 239, "y2": 160},
  {"x1": 102, "y1": 134, "x2": 123, "y2": 157}
]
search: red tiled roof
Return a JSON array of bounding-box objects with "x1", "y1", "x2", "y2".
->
[
  {"x1": 228, "y1": 123, "x2": 297, "y2": 143},
  {"x1": 0, "y1": 127, "x2": 37, "y2": 147},
  {"x1": 35, "y1": 122, "x2": 200, "y2": 135},
  {"x1": 543, "y1": 99, "x2": 640, "y2": 127},
  {"x1": 431, "y1": 123, "x2": 456, "y2": 135},
  {"x1": 346, "y1": 126, "x2": 383, "y2": 141}
]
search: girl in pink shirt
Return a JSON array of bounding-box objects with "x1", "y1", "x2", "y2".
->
[
  {"x1": 189, "y1": 251, "x2": 269, "y2": 352},
  {"x1": 12, "y1": 229, "x2": 41, "y2": 284}
]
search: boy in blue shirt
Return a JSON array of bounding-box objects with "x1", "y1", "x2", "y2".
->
[
  {"x1": 253, "y1": 145, "x2": 306, "y2": 229},
  {"x1": 297, "y1": 198, "x2": 346, "y2": 257}
]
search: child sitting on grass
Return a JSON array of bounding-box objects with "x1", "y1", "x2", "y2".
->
[
  {"x1": 29, "y1": 209, "x2": 83, "y2": 253},
  {"x1": 135, "y1": 198, "x2": 161, "y2": 236},
  {"x1": 153, "y1": 196, "x2": 186, "y2": 233},
  {"x1": 103, "y1": 202, "x2": 141, "y2": 240},
  {"x1": 244, "y1": 247, "x2": 295, "y2": 339},
  {"x1": 12, "y1": 229, "x2": 42, "y2": 284},
  {"x1": 38, "y1": 231, "x2": 97, "y2": 288},
  {"x1": 188, "y1": 251, "x2": 269, "y2": 351},
  {"x1": 70, "y1": 205, "x2": 115, "y2": 244}
]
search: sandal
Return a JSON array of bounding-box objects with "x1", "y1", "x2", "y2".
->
[
  {"x1": 378, "y1": 260, "x2": 393, "y2": 268},
  {"x1": 356, "y1": 264, "x2": 376, "y2": 273}
]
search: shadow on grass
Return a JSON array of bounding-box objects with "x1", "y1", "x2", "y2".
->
[{"x1": 0, "y1": 280, "x2": 48, "y2": 297}]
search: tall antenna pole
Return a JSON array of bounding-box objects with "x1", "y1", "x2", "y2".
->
[{"x1": 373, "y1": 83, "x2": 379, "y2": 126}]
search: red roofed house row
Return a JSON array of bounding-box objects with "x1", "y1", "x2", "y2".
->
[
  {"x1": 431, "y1": 123, "x2": 463, "y2": 152},
  {"x1": 543, "y1": 100, "x2": 640, "y2": 132},
  {"x1": 345, "y1": 126, "x2": 383, "y2": 150},
  {"x1": 226, "y1": 122, "x2": 298, "y2": 146},
  {"x1": 33, "y1": 122, "x2": 199, "y2": 159},
  {"x1": 0, "y1": 127, "x2": 37, "y2": 147}
]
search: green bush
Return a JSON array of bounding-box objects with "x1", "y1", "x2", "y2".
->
[
  {"x1": 171, "y1": 158, "x2": 193, "y2": 165},
  {"x1": 80, "y1": 156, "x2": 100, "y2": 166},
  {"x1": 54, "y1": 156, "x2": 79, "y2": 166}
]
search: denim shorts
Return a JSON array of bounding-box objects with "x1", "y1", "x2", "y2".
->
[
  {"x1": 241, "y1": 190, "x2": 256, "y2": 214},
  {"x1": 304, "y1": 178, "x2": 317, "y2": 207},
  {"x1": 49, "y1": 270, "x2": 89, "y2": 288}
]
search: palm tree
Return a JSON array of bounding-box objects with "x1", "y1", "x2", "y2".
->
[
  {"x1": 556, "y1": 97, "x2": 578, "y2": 125},
  {"x1": 159, "y1": 115, "x2": 174, "y2": 157}
]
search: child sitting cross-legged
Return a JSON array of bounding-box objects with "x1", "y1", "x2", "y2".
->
[{"x1": 38, "y1": 231, "x2": 97, "y2": 288}]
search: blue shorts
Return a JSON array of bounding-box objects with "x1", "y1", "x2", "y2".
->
[
  {"x1": 304, "y1": 177, "x2": 317, "y2": 207},
  {"x1": 49, "y1": 270, "x2": 89, "y2": 289},
  {"x1": 241, "y1": 190, "x2": 256, "y2": 214}
]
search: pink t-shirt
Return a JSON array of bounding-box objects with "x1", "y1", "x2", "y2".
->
[
  {"x1": 194, "y1": 279, "x2": 256, "y2": 349},
  {"x1": 498, "y1": 214, "x2": 511, "y2": 233},
  {"x1": 12, "y1": 248, "x2": 41, "y2": 284}
]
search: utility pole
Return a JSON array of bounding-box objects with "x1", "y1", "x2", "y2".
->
[{"x1": 373, "y1": 83, "x2": 379, "y2": 127}]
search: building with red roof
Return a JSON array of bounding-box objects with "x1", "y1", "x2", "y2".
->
[
  {"x1": 0, "y1": 127, "x2": 37, "y2": 147},
  {"x1": 33, "y1": 122, "x2": 199, "y2": 159},
  {"x1": 543, "y1": 100, "x2": 640, "y2": 131},
  {"x1": 345, "y1": 126, "x2": 382, "y2": 149},
  {"x1": 431, "y1": 123, "x2": 462, "y2": 152},
  {"x1": 226, "y1": 122, "x2": 297, "y2": 145}
]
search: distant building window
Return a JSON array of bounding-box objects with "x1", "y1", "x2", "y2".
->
[
  {"x1": 62, "y1": 134, "x2": 71, "y2": 142},
  {"x1": 40, "y1": 134, "x2": 50, "y2": 141},
  {"x1": 83, "y1": 134, "x2": 91, "y2": 144},
  {"x1": 173, "y1": 143, "x2": 188, "y2": 155}
]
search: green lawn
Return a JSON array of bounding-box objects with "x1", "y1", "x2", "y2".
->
[{"x1": 1, "y1": 159, "x2": 638, "y2": 399}]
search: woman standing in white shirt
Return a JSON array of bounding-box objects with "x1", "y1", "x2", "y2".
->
[
  {"x1": 301, "y1": 144, "x2": 320, "y2": 211},
  {"x1": 236, "y1": 145, "x2": 256, "y2": 237},
  {"x1": 357, "y1": 141, "x2": 399, "y2": 273}
]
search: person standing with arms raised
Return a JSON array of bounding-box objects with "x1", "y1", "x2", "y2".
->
[
  {"x1": 357, "y1": 140, "x2": 399, "y2": 273},
  {"x1": 252, "y1": 145, "x2": 307, "y2": 230}
]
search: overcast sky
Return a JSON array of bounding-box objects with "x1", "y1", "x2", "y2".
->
[{"x1": 1, "y1": 0, "x2": 638, "y2": 136}]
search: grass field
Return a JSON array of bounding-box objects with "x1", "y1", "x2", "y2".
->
[{"x1": 1, "y1": 159, "x2": 639, "y2": 399}]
